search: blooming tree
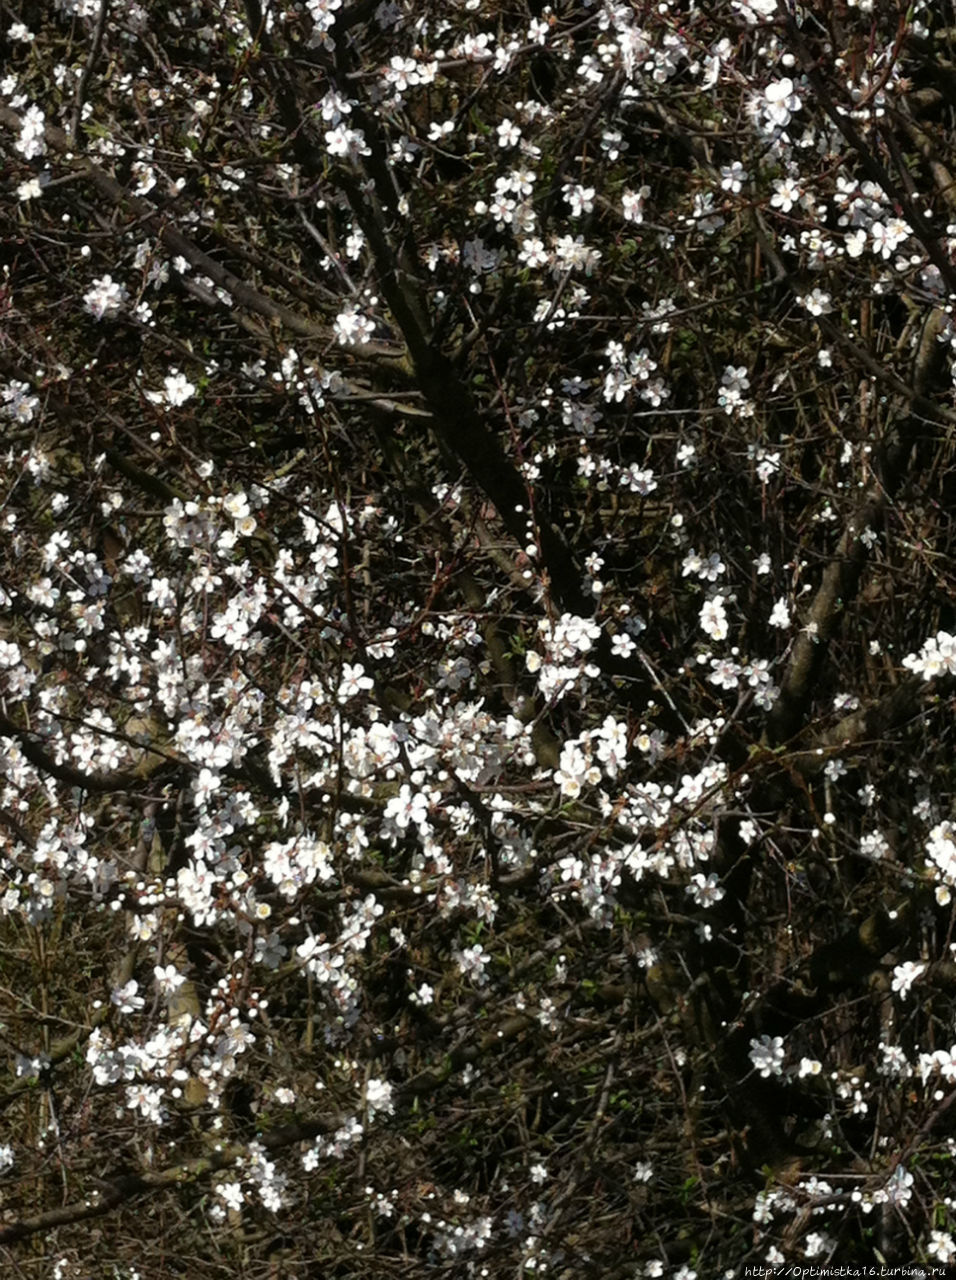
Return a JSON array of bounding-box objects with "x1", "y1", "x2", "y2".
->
[{"x1": 3, "y1": 0, "x2": 956, "y2": 1273}]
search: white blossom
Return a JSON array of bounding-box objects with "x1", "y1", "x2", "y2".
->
[
  {"x1": 699, "y1": 596, "x2": 729, "y2": 642},
  {"x1": 84, "y1": 275, "x2": 129, "y2": 321},
  {"x1": 749, "y1": 1034, "x2": 785, "y2": 1078}
]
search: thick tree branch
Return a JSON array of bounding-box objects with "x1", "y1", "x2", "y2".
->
[
  {"x1": 0, "y1": 711, "x2": 171, "y2": 794},
  {"x1": 0, "y1": 1116, "x2": 336, "y2": 1245},
  {"x1": 0, "y1": 106, "x2": 407, "y2": 371},
  {"x1": 244, "y1": 39, "x2": 596, "y2": 619},
  {"x1": 767, "y1": 307, "x2": 947, "y2": 743}
]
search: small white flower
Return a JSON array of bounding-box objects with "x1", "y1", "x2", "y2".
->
[
  {"x1": 720, "y1": 162, "x2": 747, "y2": 193},
  {"x1": 84, "y1": 275, "x2": 128, "y2": 321},
  {"x1": 154, "y1": 964, "x2": 185, "y2": 995},
  {"x1": 497, "y1": 118, "x2": 521, "y2": 148},
  {"x1": 146, "y1": 369, "x2": 196, "y2": 408},
  {"x1": 217, "y1": 1181, "x2": 245, "y2": 1212},
  {"x1": 334, "y1": 306, "x2": 377, "y2": 346},
  {"x1": 365, "y1": 1077, "x2": 394, "y2": 1117},
  {"x1": 749, "y1": 1034, "x2": 785, "y2": 1077},
  {"x1": 325, "y1": 125, "x2": 370, "y2": 160},
  {"x1": 622, "y1": 185, "x2": 650, "y2": 222},
  {"x1": 337, "y1": 662, "x2": 374, "y2": 700},
  {"x1": 771, "y1": 176, "x2": 802, "y2": 213},
  {"x1": 768, "y1": 598, "x2": 790, "y2": 629},
  {"x1": 455, "y1": 943, "x2": 490, "y2": 985},
  {"x1": 763, "y1": 77, "x2": 801, "y2": 128},
  {"x1": 563, "y1": 183, "x2": 595, "y2": 218},
  {"x1": 882, "y1": 1165, "x2": 913, "y2": 1206},
  {"x1": 111, "y1": 979, "x2": 145, "y2": 1014},
  {"x1": 929, "y1": 1229, "x2": 956, "y2": 1263},
  {"x1": 686, "y1": 872, "x2": 725, "y2": 907},
  {"x1": 902, "y1": 631, "x2": 956, "y2": 681},
  {"x1": 384, "y1": 784, "x2": 428, "y2": 830},
  {"x1": 798, "y1": 288, "x2": 832, "y2": 316},
  {"x1": 16, "y1": 105, "x2": 47, "y2": 159},
  {"x1": 891, "y1": 960, "x2": 926, "y2": 999},
  {"x1": 699, "y1": 595, "x2": 729, "y2": 642},
  {"x1": 17, "y1": 176, "x2": 43, "y2": 201}
]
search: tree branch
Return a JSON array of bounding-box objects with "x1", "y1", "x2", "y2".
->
[{"x1": 0, "y1": 106, "x2": 407, "y2": 370}]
